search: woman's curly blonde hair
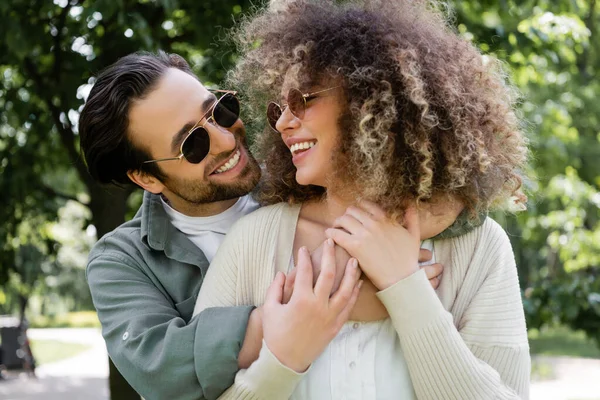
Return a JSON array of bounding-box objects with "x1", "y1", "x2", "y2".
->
[{"x1": 229, "y1": 0, "x2": 528, "y2": 220}]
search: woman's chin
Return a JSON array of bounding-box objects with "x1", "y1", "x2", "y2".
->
[{"x1": 295, "y1": 170, "x2": 324, "y2": 187}]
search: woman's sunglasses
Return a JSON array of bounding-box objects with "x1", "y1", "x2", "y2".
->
[
  {"x1": 143, "y1": 90, "x2": 240, "y2": 165},
  {"x1": 266, "y1": 86, "x2": 340, "y2": 132}
]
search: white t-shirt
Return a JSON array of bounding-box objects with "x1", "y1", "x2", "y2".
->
[{"x1": 161, "y1": 195, "x2": 260, "y2": 262}]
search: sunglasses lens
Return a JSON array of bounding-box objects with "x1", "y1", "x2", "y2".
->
[
  {"x1": 213, "y1": 93, "x2": 240, "y2": 128},
  {"x1": 266, "y1": 102, "x2": 283, "y2": 132},
  {"x1": 287, "y1": 88, "x2": 306, "y2": 119},
  {"x1": 182, "y1": 127, "x2": 210, "y2": 164}
]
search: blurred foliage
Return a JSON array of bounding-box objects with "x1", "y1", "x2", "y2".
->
[
  {"x1": 0, "y1": 0, "x2": 598, "y2": 379},
  {"x1": 452, "y1": 0, "x2": 600, "y2": 347}
]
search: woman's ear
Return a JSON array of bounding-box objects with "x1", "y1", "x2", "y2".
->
[{"x1": 127, "y1": 169, "x2": 165, "y2": 194}]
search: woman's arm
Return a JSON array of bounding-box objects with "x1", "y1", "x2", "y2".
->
[
  {"x1": 377, "y1": 250, "x2": 529, "y2": 399},
  {"x1": 327, "y1": 203, "x2": 530, "y2": 399}
]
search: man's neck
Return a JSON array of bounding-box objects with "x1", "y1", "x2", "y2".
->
[{"x1": 161, "y1": 194, "x2": 240, "y2": 217}]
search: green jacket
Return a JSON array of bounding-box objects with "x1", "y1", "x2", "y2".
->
[{"x1": 87, "y1": 191, "x2": 253, "y2": 400}]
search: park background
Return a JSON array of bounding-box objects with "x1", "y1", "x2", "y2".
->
[{"x1": 0, "y1": 0, "x2": 599, "y2": 399}]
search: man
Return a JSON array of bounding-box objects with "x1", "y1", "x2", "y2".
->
[{"x1": 79, "y1": 51, "x2": 448, "y2": 400}]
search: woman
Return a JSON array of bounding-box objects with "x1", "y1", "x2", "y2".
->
[{"x1": 194, "y1": 0, "x2": 530, "y2": 398}]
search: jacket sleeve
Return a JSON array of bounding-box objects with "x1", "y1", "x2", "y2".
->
[
  {"x1": 377, "y1": 221, "x2": 530, "y2": 400},
  {"x1": 87, "y1": 251, "x2": 253, "y2": 400}
]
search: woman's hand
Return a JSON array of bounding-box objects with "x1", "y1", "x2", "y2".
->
[
  {"x1": 326, "y1": 201, "x2": 421, "y2": 291},
  {"x1": 262, "y1": 239, "x2": 362, "y2": 372}
]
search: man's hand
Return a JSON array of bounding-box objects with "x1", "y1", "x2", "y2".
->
[{"x1": 262, "y1": 239, "x2": 361, "y2": 372}]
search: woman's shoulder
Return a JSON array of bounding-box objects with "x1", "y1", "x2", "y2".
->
[
  {"x1": 227, "y1": 202, "x2": 299, "y2": 237},
  {"x1": 237, "y1": 202, "x2": 297, "y2": 223}
]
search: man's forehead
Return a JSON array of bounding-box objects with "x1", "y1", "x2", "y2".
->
[{"x1": 128, "y1": 69, "x2": 213, "y2": 141}]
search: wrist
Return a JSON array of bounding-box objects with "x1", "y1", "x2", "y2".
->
[
  {"x1": 264, "y1": 340, "x2": 310, "y2": 373},
  {"x1": 238, "y1": 307, "x2": 264, "y2": 369},
  {"x1": 375, "y1": 264, "x2": 419, "y2": 290}
]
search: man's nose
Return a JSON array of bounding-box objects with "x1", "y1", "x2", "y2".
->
[{"x1": 207, "y1": 122, "x2": 237, "y2": 154}]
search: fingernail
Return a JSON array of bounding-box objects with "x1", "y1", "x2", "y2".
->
[
  {"x1": 327, "y1": 238, "x2": 334, "y2": 247},
  {"x1": 357, "y1": 280, "x2": 364, "y2": 289},
  {"x1": 301, "y1": 246, "x2": 308, "y2": 254},
  {"x1": 351, "y1": 258, "x2": 358, "y2": 269}
]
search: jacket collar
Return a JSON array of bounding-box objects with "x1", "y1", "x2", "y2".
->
[{"x1": 140, "y1": 191, "x2": 209, "y2": 273}]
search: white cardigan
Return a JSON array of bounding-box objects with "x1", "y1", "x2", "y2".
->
[{"x1": 194, "y1": 203, "x2": 531, "y2": 399}]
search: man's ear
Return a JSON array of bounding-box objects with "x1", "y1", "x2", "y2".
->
[{"x1": 127, "y1": 169, "x2": 165, "y2": 194}]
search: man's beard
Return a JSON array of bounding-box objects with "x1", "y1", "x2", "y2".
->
[{"x1": 161, "y1": 141, "x2": 261, "y2": 205}]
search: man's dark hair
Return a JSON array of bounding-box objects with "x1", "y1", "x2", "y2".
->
[{"x1": 79, "y1": 51, "x2": 195, "y2": 185}]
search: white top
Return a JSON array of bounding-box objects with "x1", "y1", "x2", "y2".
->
[
  {"x1": 161, "y1": 195, "x2": 259, "y2": 261},
  {"x1": 291, "y1": 241, "x2": 432, "y2": 400}
]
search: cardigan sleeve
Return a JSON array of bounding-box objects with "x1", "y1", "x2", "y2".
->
[
  {"x1": 193, "y1": 207, "x2": 306, "y2": 399},
  {"x1": 377, "y1": 220, "x2": 530, "y2": 400}
]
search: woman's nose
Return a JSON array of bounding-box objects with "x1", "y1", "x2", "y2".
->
[{"x1": 275, "y1": 105, "x2": 301, "y2": 134}]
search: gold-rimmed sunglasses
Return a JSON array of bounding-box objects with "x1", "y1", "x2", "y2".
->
[
  {"x1": 143, "y1": 89, "x2": 239, "y2": 165},
  {"x1": 266, "y1": 86, "x2": 340, "y2": 132}
]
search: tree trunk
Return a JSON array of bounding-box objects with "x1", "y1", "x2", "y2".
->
[
  {"x1": 88, "y1": 183, "x2": 140, "y2": 400},
  {"x1": 18, "y1": 295, "x2": 28, "y2": 326}
]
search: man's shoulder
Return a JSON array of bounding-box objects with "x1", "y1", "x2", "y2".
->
[{"x1": 88, "y1": 214, "x2": 145, "y2": 264}]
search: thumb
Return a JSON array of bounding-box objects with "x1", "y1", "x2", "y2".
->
[{"x1": 265, "y1": 271, "x2": 286, "y2": 305}]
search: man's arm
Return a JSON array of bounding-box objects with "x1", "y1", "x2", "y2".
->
[{"x1": 87, "y1": 254, "x2": 253, "y2": 400}]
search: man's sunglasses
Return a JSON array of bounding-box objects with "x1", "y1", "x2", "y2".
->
[
  {"x1": 266, "y1": 86, "x2": 340, "y2": 132},
  {"x1": 143, "y1": 90, "x2": 240, "y2": 165}
]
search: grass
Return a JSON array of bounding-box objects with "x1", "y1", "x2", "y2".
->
[
  {"x1": 528, "y1": 325, "x2": 600, "y2": 358},
  {"x1": 30, "y1": 311, "x2": 101, "y2": 329},
  {"x1": 529, "y1": 325, "x2": 600, "y2": 382},
  {"x1": 30, "y1": 339, "x2": 92, "y2": 365}
]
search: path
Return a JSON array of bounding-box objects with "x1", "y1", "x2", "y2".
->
[
  {"x1": 0, "y1": 328, "x2": 109, "y2": 400},
  {"x1": 1, "y1": 328, "x2": 600, "y2": 399}
]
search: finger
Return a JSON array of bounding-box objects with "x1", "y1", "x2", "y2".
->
[
  {"x1": 343, "y1": 205, "x2": 374, "y2": 226},
  {"x1": 336, "y1": 280, "x2": 363, "y2": 326},
  {"x1": 314, "y1": 239, "x2": 336, "y2": 299},
  {"x1": 429, "y1": 276, "x2": 441, "y2": 290},
  {"x1": 333, "y1": 214, "x2": 364, "y2": 235},
  {"x1": 421, "y1": 263, "x2": 444, "y2": 280},
  {"x1": 265, "y1": 271, "x2": 286, "y2": 305},
  {"x1": 357, "y1": 200, "x2": 387, "y2": 221},
  {"x1": 418, "y1": 248, "x2": 433, "y2": 264},
  {"x1": 325, "y1": 228, "x2": 355, "y2": 254},
  {"x1": 283, "y1": 267, "x2": 297, "y2": 304},
  {"x1": 294, "y1": 246, "x2": 314, "y2": 296},
  {"x1": 329, "y1": 257, "x2": 360, "y2": 311},
  {"x1": 404, "y1": 207, "x2": 421, "y2": 238}
]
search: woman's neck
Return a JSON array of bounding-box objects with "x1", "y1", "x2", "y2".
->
[{"x1": 303, "y1": 192, "x2": 355, "y2": 227}]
